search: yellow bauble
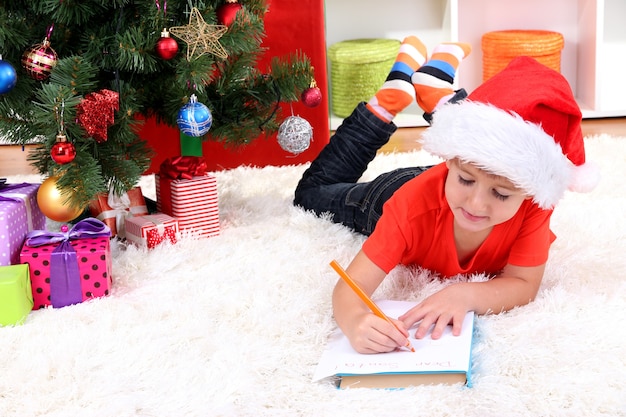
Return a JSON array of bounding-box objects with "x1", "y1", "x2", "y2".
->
[{"x1": 37, "y1": 176, "x2": 84, "y2": 222}]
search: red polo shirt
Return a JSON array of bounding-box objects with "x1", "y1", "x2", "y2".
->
[{"x1": 362, "y1": 163, "x2": 555, "y2": 277}]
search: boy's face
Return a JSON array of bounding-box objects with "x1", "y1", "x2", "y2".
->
[{"x1": 444, "y1": 159, "x2": 529, "y2": 233}]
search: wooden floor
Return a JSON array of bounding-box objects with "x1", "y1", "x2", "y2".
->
[
  {"x1": 379, "y1": 116, "x2": 626, "y2": 154},
  {"x1": 1, "y1": 117, "x2": 625, "y2": 176}
]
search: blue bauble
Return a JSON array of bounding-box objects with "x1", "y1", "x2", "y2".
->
[
  {"x1": 177, "y1": 96, "x2": 212, "y2": 137},
  {"x1": 0, "y1": 59, "x2": 18, "y2": 95}
]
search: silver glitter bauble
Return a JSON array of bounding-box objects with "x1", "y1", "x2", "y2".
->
[{"x1": 277, "y1": 115, "x2": 313, "y2": 155}]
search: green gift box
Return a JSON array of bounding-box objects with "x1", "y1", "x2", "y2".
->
[{"x1": 0, "y1": 264, "x2": 33, "y2": 326}]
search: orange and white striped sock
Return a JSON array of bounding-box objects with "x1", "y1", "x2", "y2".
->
[
  {"x1": 412, "y1": 42, "x2": 471, "y2": 114},
  {"x1": 366, "y1": 36, "x2": 428, "y2": 123}
]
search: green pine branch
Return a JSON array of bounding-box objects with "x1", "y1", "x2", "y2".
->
[{"x1": 0, "y1": 0, "x2": 315, "y2": 210}]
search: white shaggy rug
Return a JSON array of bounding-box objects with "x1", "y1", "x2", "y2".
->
[{"x1": 1, "y1": 134, "x2": 625, "y2": 417}]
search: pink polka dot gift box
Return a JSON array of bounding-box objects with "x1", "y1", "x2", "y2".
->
[
  {"x1": 19, "y1": 218, "x2": 112, "y2": 310},
  {"x1": 0, "y1": 182, "x2": 47, "y2": 266}
]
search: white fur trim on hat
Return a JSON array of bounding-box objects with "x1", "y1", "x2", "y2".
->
[
  {"x1": 569, "y1": 159, "x2": 601, "y2": 194},
  {"x1": 420, "y1": 101, "x2": 575, "y2": 209}
]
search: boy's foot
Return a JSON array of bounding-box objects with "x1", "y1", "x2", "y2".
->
[
  {"x1": 421, "y1": 88, "x2": 468, "y2": 124},
  {"x1": 366, "y1": 36, "x2": 428, "y2": 123},
  {"x1": 412, "y1": 42, "x2": 471, "y2": 115}
]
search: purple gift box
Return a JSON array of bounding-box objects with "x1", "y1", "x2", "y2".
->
[{"x1": 0, "y1": 182, "x2": 47, "y2": 266}]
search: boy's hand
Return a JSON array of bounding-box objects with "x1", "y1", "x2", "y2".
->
[
  {"x1": 398, "y1": 283, "x2": 472, "y2": 340},
  {"x1": 332, "y1": 250, "x2": 410, "y2": 354},
  {"x1": 345, "y1": 312, "x2": 411, "y2": 354}
]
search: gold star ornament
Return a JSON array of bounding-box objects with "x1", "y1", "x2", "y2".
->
[{"x1": 169, "y1": 7, "x2": 228, "y2": 61}]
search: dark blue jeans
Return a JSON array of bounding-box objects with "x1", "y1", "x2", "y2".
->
[{"x1": 294, "y1": 103, "x2": 432, "y2": 236}]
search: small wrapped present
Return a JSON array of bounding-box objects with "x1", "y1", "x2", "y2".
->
[
  {"x1": 125, "y1": 213, "x2": 179, "y2": 249},
  {"x1": 0, "y1": 264, "x2": 33, "y2": 326},
  {"x1": 20, "y1": 218, "x2": 112, "y2": 310},
  {"x1": 156, "y1": 156, "x2": 220, "y2": 238},
  {"x1": 0, "y1": 181, "x2": 47, "y2": 266},
  {"x1": 88, "y1": 186, "x2": 148, "y2": 238}
]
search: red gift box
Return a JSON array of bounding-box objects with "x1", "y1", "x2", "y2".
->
[
  {"x1": 155, "y1": 156, "x2": 220, "y2": 238},
  {"x1": 19, "y1": 219, "x2": 112, "y2": 310},
  {"x1": 0, "y1": 182, "x2": 47, "y2": 266},
  {"x1": 156, "y1": 175, "x2": 220, "y2": 238},
  {"x1": 88, "y1": 187, "x2": 148, "y2": 238},
  {"x1": 125, "y1": 213, "x2": 179, "y2": 249}
]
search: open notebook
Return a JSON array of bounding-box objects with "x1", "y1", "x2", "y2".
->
[{"x1": 312, "y1": 300, "x2": 475, "y2": 389}]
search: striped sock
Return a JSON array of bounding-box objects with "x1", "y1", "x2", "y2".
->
[
  {"x1": 366, "y1": 36, "x2": 428, "y2": 123},
  {"x1": 412, "y1": 42, "x2": 471, "y2": 114}
]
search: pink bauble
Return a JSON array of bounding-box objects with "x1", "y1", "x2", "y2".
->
[{"x1": 301, "y1": 86, "x2": 323, "y2": 108}]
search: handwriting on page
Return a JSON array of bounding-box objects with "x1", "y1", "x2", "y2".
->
[{"x1": 337, "y1": 360, "x2": 454, "y2": 371}]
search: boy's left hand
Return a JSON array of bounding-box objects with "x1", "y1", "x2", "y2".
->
[{"x1": 398, "y1": 282, "x2": 473, "y2": 340}]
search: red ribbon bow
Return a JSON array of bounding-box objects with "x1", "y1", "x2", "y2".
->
[{"x1": 159, "y1": 156, "x2": 208, "y2": 180}]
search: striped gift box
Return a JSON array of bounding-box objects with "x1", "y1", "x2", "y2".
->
[
  {"x1": 125, "y1": 213, "x2": 179, "y2": 249},
  {"x1": 155, "y1": 174, "x2": 220, "y2": 238}
]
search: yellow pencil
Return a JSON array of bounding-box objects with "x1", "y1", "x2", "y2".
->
[{"x1": 330, "y1": 260, "x2": 415, "y2": 352}]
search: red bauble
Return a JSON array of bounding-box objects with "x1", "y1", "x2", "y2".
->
[
  {"x1": 217, "y1": 0, "x2": 243, "y2": 26},
  {"x1": 21, "y1": 40, "x2": 58, "y2": 81},
  {"x1": 301, "y1": 86, "x2": 323, "y2": 108},
  {"x1": 50, "y1": 135, "x2": 76, "y2": 164},
  {"x1": 156, "y1": 29, "x2": 179, "y2": 60}
]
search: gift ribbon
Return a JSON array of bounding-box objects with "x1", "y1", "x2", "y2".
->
[
  {"x1": 96, "y1": 189, "x2": 147, "y2": 238},
  {"x1": 142, "y1": 215, "x2": 171, "y2": 247},
  {"x1": 159, "y1": 156, "x2": 207, "y2": 180},
  {"x1": 180, "y1": 131, "x2": 203, "y2": 157},
  {"x1": 156, "y1": 176, "x2": 173, "y2": 215},
  {"x1": 25, "y1": 218, "x2": 111, "y2": 308},
  {"x1": 144, "y1": 214, "x2": 166, "y2": 235},
  {"x1": 0, "y1": 182, "x2": 35, "y2": 231}
]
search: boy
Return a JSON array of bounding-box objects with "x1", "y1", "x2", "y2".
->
[{"x1": 294, "y1": 37, "x2": 599, "y2": 354}]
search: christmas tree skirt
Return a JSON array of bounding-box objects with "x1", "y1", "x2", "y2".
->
[{"x1": 1, "y1": 135, "x2": 624, "y2": 417}]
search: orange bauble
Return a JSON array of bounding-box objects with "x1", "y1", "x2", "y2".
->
[{"x1": 37, "y1": 176, "x2": 84, "y2": 222}]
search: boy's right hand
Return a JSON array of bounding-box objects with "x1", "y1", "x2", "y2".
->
[
  {"x1": 332, "y1": 250, "x2": 408, "y2": 354},
  {"x1": 344, "y1": 312, "x2": 411, "y2": 354}
]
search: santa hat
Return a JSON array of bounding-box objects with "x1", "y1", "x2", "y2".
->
[{"x1": 420, "y1": 56, "x2": 600, "y2": 209}]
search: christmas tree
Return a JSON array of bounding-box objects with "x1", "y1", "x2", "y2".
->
[{"x1": 0, "y1": 0, "x2": 313, "y2": 214}]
